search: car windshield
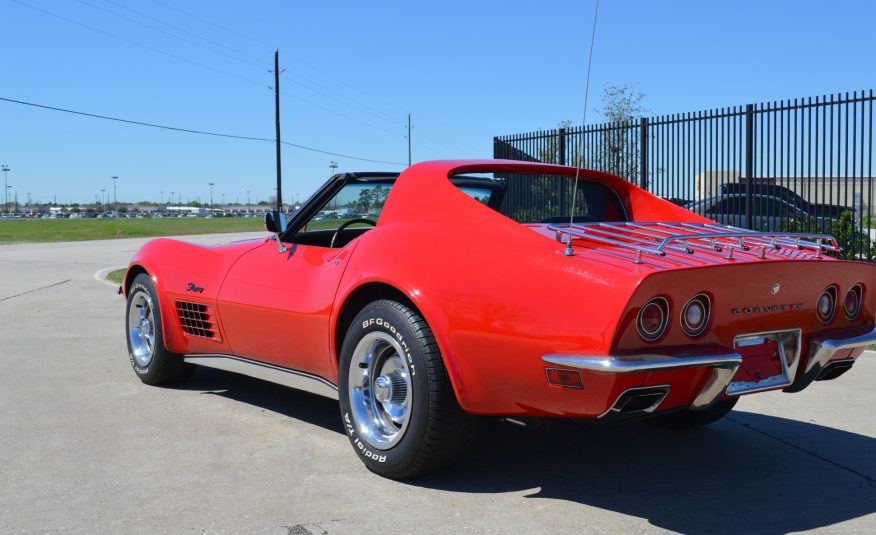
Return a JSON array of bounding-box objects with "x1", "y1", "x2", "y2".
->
[
  {"x1": 305, "y1": 183, "x2": 391, "y2": 231},
  {"x1": 303, "y1": 182, "x2": 495, "y2": 232}
]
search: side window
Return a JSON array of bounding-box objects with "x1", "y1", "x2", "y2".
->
[{"x1": 497, "y1": 174, "x2": 627, "y2": 223}]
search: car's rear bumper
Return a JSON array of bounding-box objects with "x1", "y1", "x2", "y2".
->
[
  {"x1": 785, "y1": 325, "x2": 876, "y2": 392},
  {"x1": 541, "y1": 326, "x2": 876, "y2": 418}
]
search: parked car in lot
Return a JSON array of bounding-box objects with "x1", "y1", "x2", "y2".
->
[
  {"x1": 687, "y1": 193, "x2": 831, "y2": 231},
  {"x1": 120, "y1": 160, "x2": 876, "y2": 478},
  {"x1": 719, "y1": 182, "x2": 855, "y2": 220}
]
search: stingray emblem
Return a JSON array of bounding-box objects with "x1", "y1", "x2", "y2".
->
[
  {"x1": 771, "y1": 283, "x2": 781, "y2": 295},
  {"x1": 185, "y1": 282, "x2": 205, "y2": 294}
]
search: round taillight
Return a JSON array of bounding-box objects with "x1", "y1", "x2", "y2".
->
[
  {"x1": 816, "y1": 285, "x2": 837, "y2": 324},
  {"x1": 681, "y1": 294, "x2": 711, "y2": 337},
  {"x1": 843, "y1": 284, "x2": 863, "y2": 320},
  {"x1": 637, "y1": 297, "x2": 669, "y2": 342}
]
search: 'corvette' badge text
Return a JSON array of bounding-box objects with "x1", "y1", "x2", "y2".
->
[{"x1": 731, "y1": 303, "x2": 804, "y2": 315}]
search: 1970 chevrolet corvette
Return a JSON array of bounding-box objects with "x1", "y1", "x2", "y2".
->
[{"x1": 122, "y1": 160, "x2": 876, "y2": 478}]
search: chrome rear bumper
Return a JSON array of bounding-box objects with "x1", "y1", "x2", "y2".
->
[
  {"x1": 785, "y1": 325, "x2": 876, "y2": 392},
  {"x1": 542, "y1": 325, "x2": 875, "y2": 412},
  {"x1": 542, "y1": 352, "x2": 742, "y2": 410}
]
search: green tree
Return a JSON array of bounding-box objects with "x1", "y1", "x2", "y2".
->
[
  {"x1": 539, "y1": 84, "x2": 646, "y2": 179},
  {"x1": 593, "y1": 83, "x2": 646, "y2": 185},
  {"x1": 358, "y1": 188, "x2": 375, "y2": 213}
]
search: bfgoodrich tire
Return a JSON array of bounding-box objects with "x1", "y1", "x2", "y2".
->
[
  {"x1": 646, "y1": 397, "x2": 739, "y2": 429},
  {"x1": 125, "y1": 273, "x2": 194, "y2": 385},
  {"x1": 338, "y1": 299, "x2": 477, "y2": 479}
]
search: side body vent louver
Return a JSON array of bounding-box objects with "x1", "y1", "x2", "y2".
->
[{"x1": 175, "y1": 301, "x2": 221, "y2": 341}]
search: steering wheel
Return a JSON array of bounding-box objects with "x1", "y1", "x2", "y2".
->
[{"x1": 330, "y1": 218, "x2": 377, "y2": 248}]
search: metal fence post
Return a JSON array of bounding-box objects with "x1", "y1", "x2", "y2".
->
[
  {"x1": 639, "y1": 118, "x2": 649, "y2": 190},
  {"x1": 558, "y1": 128, "x2": 566, "y2": 166},
  {"x1": 745, "y1": 104, "x2": 755, "y2": 229}
]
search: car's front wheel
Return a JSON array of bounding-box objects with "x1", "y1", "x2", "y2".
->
[
  {"x1": 338, "y1": 299, "x2": 477, "y2": 478},
  {"x1": 125, "y1": 273, "x2": 194, "y2": 385}
]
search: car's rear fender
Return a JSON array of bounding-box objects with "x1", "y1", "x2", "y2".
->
[{"x1": 332, "y1": 221, "x2": 641, "y2": 415}]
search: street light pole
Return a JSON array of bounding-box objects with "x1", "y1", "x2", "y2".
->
[
  {"x1": 208, "y1": 182, "x2": 214, "y2": 212},
  {"x1": 111, "y1": 176, "x2": 118, "y2": 211},
  {"x1": 1, "y1": 165, "x2": 9, "y2": 214},
  {"x1": 246, "y1": 190, "x2": 251, "y2": 215},
  {"x1": 100, "y1": 189, "x2": 106, "y2": 213}
]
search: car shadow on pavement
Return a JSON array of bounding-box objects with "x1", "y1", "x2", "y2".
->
[
  {"x1": 174, "y1": 366, "x2": 344, "y2": 434},
  {"x1": 412, "y1": 413, "x2": 876, "y2": 534},
  {"x1": 170, "y1": 368, "x2": 876, "y2": 533}
]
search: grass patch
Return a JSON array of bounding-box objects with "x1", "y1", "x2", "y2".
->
[
  {"x1": 0, "y1": 218, "x2": 264, "y2": 244},
  {"x1": 105, "y1": 268, "x2": 126, "y2": 285}
]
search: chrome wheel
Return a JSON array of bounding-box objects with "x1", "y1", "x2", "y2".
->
[
  {"x1": 128, "y1": 291, "x2": 156, "y2": 367},
  {"x1": 348, "y1": 331, "x2": 412, "y2": 450}
]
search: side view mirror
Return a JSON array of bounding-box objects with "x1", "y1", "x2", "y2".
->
[
  {"x1": 265, "y1": 211, "x2": 289, "y2": 253},
  {"x1": 264, "y1": 210, "x2": 288, "y2": 234}
]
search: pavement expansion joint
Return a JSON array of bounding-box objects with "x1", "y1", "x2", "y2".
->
[
  {"x1": 727, "y1": 415, "x2": 876, "y2": 484},
  {"x1": 0, "y1": 279, "x2": 71, "y2": 302}
]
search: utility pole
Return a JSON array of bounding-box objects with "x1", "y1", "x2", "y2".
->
[
  {"x1": 407, "y1": 113, "x2": 412, "y2": 167},
  {"x1": 329, "y1": 160, "x2": 338, "y2": 175},
  {"x1": 111, "y1": 176, "x2": 118, "y2": 210},
  {"x1": 273, "y1": 49, "x2": 283, "y2": 214},
  {"x1": 1, "y1": 165, "x2": 9, "y2": 214}
]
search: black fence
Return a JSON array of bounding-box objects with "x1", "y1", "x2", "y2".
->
[{"x1": 494, "y1": 90, "x2": 875, "y2": 259}]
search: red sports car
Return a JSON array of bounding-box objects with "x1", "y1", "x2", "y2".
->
[{"x1": 122, "y1": 160, "x2": 876, "y2": 478}]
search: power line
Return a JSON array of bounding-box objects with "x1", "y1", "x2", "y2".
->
[
  {"x1": 74, "y1": 0, "x2": 269, "y2": 71},
  {"x1": 103, "y1": 0, "x2": 270, "y2": 65},
  {"x1": 150, "y1": 0, "x2": 278, "y2": 49},
  {"x1": 0, "y1": 96, "x2": 406, "y2": 166},
  {"x1": 146, "y1": 0, "x2": 418, "y2": 126},
  {"x1": 141, "y1": 0, "x2": 471, "y2": 155},
  {"x1": 9, "y1": 0, "x2": 267, "y2": 88},
  {"x1": 10, "y1": 1, "x2": 404, "y2": 136},
  {"x1": 10, "y1": 0, "x2": 459, "y2": 157}
]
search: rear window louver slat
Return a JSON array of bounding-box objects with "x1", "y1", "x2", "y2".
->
[{"x1": 175, "y1": 301, "x2": 221, "y2": 341}]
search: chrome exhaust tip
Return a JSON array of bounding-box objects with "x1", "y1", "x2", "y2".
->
[
  {"x1": 601, "y1": 385, "x2": 670, "y2": 418},
  {"x1": 814, "y1": 359, "x2": 855, "y2": 382}
]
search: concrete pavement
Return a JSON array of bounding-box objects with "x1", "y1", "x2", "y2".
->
[{"x1": 1, "y1": 233, "x2": 875, "y2": 534}]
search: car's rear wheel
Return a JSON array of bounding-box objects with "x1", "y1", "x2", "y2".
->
[
  {"x1": 125, "y1": 273, "x2": 194, "y2": 385},
  {"x1": 338, "y1": 299, "x2": 477, "y2": 478},
  {"x1": 646, "y1": 397, "x2": 738, "y2": 429}
]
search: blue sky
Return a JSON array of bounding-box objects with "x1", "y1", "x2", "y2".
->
[{"x1": 2, "y1": 0, "x2": 875, "y2": 205}]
